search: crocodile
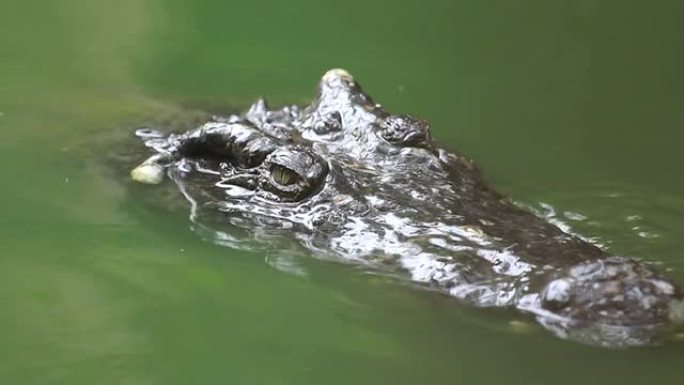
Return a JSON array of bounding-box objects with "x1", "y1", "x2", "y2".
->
[{"x1": 131, "y1": 69, "x2": 684, "y2": 347}]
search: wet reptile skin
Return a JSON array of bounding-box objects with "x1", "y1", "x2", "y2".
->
[{"x1": 132, "y1": 69, "x2": 684, "y2": 347}]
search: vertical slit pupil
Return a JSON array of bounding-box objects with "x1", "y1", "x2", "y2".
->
[{"x1": 272, "y1": 165, "x2": 297, "y2": 185}]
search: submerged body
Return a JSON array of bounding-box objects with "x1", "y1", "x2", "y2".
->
[{"x1": 132, "y1": 69, "x2": 683, "y2": 347}]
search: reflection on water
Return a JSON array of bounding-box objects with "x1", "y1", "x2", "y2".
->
[{"x1": 1, "y1": 0, "x2": 684, "y2": 384}]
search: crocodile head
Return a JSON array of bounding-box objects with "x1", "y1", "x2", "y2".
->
[
  {"x1": 133, "y1": 69, "x2": 487, "y2": 253},
  {"x1": 131, "y1": 69, "x2": 683, "y2": 347}
]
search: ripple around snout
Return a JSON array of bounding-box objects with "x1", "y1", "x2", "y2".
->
[
  {"x1": 538, "y1": 313, "x2": 677, "y2": 348},
  {"x1": 503, "y1": 183, "x2": 684, "y2": 346}
]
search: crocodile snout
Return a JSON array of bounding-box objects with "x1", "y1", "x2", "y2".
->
[
  {"x1": 541, "y1": 258, "x2": 682, "y2": 327},
  {"x1": 533, "y1": 258, "x2": 683, "y2": 346}
]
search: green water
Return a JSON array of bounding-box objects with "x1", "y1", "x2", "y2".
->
[{"x1": 2, "y1": 0, "x2": 684, "y2": 384}]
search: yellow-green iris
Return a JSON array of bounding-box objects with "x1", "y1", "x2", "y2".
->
[{"x1": 272, "y1": 165, "x2": 298, "y2": 185}]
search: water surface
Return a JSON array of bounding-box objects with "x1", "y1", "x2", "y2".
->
[{"x1": 1, "y1": 1, "x2": 683, "y2": 384}]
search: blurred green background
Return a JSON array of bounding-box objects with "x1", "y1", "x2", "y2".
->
[{"x1": 1, "y1": 1, "x2": 683, "y2": 384}]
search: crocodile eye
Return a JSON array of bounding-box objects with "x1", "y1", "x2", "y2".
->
[
  {"x1": 271, "y1": 165, "x2": 299, "y2": 185},
  {"x1": 260, "y1": 147, "x2": 328, "y2": 202}
]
